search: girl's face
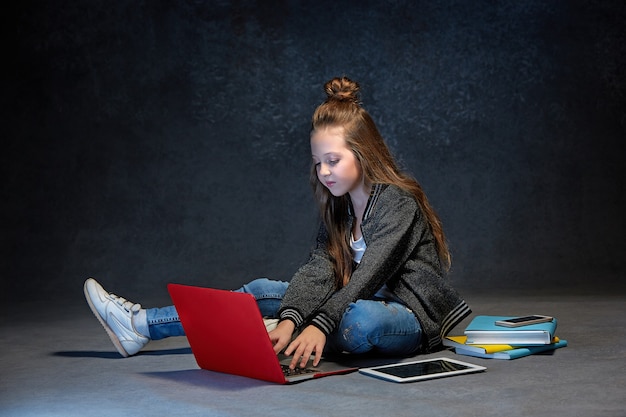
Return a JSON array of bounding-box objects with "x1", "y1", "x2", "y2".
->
[{"x1": 311, "y1": 126, "x2": 364, "y2": 198}]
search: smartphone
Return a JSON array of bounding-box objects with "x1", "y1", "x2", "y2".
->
[{"x1": 494, "y1": 315, "x2": 553, "y2": 327}]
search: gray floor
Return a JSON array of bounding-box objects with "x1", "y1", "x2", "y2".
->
[{"x1": 1, "y1": 292, "x2": 624, "y2": 417}]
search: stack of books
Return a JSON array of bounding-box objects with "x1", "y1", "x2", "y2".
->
[{"x1": 443, "y1": 315, "x2": 568, "y2": 360}]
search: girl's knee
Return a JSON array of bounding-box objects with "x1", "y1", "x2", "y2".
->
[
  {"x1": 238, "y1": 278, "x2": 288, "y2": 296},
  {"x1": 239, "y1": 277, "x2": 271, "y2": 292},
  {"x1": 335, "y1": 300, "x2": 422, "y2": 355},
  {"x1": 340, "y1": 301, "x2": 379, "y2": 333},
  {"x1": 236, "y1": 278, "x2": 287, "y2": 318},
  {"x1": 334, "y1": 301, "x2": 379, "y2": 353}
]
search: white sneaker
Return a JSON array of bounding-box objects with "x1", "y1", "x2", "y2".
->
[{"x1": 83, "y1": 278, "x2": 149, "y2": 357}]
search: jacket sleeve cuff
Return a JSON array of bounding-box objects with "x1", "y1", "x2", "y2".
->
[
  {"x1": 279, "y1": 308, "x2": 304, "y2": 328},
  {"x1": 311, "y1": 312, "x2": 336, "y2": 335}
]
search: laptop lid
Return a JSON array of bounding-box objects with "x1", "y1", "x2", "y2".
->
[{"x1": 167, "y1": 283, "x2": 357, "y2": 384}]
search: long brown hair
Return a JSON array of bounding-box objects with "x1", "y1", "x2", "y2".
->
[{"x1": 310, "y1": 77, "x2": 450, "y2": 289}]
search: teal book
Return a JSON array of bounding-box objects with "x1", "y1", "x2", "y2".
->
[
  {"x1": 464, "y1": 315, "x2": 558, "y2": 345},
  {"x1": 455, "y1": 339, "x2": 568, "y2": 360}
]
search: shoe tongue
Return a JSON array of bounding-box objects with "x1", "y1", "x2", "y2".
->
[{"x1": 113, "y1": 294, "x2": 141, "y2": 312}]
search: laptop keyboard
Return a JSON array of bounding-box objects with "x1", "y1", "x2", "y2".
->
[{"x1": 281, "y1": 364, "x2": 316, "y2": 376}]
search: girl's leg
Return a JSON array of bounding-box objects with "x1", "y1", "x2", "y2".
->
[
  {"x1": 84, "y1": 276, "x2": 290, "y2": 357},
  {"x1": 146, "y1": 305, "x2": 185, "y2": 340},
  {"x1": 326, "y1": 300, "x2": 423, "y2": 356},
  {"x1": 148, "y1": 278, "x2": 288, "y2": 339}
]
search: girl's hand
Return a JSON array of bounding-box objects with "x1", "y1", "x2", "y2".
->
[
  {"x1": 268, "y1": 320, "x2": 295, "y2": 354},
  {"x1": 284, "y1": 325, "x2": 326, "y2": 369}
]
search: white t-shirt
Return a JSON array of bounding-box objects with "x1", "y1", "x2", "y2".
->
[
  {"x1": 350, "y1": 234, "x2": 398, "y2": 301},
  {"x1": 350, "y1": 234, "x2": 367, "y2": 264}
]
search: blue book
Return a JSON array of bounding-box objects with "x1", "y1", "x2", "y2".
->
[
  {"x1": 464, "y1": 315, "x2": 558, "y2": 345},
  {"x1": 455, "y1": 339, "x2": 568, "y2": 360}
]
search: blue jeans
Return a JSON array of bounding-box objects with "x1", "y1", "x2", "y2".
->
[{"x1": 147, "y1": 278, "x2": 422, "y2": 356}]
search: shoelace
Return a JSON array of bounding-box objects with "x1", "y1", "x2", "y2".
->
[{"x1": 110, "y1": 293, "x2": 142, "y2": 313}]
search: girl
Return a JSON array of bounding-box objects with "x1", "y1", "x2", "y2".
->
[{"x1": 84, "y1": 77, "x2": 471, "y2": 370}]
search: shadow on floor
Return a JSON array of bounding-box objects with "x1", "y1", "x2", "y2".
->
[{"x1": 52, "y1": 347, "x2": 192, "y2": 359}]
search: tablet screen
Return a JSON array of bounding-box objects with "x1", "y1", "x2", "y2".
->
[{"x1": 373, "y1": 359, "x2": 470, "y2": 378}]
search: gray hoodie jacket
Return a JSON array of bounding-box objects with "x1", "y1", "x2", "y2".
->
[{"x1": 278, "y1": 183, "x2": 471, "y2": 352}]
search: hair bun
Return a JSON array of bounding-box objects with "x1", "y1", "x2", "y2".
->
[{"x1": 324, "y1": 77, "x2": 360, "y2": 104}]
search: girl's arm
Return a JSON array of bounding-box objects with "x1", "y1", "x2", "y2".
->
[
  {"x1": 312, "y1": 190, "x2": 434, "y2": 334},
  {"x1": 277, "y1": 224, "x2": 336, "y2": 327}
]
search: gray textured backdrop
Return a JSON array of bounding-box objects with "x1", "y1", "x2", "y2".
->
[{"x1": 4, "y1": 0, "x2": 625, "y2": 305}]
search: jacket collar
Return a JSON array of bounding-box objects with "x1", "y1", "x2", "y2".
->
[{"x1": 347, "y1": 183, "x2": 386, "y2": 223}]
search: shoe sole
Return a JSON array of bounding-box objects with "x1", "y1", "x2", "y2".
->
[{"x1": 83, "y1": 279, "x2": 131, "y2": 358}]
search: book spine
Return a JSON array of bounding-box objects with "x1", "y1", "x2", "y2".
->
[
  {"x1": 465, "y1": 332, "x2": 552, "y2": 345},
  {"x1": 456, "y1": 340, "x2": 567, "y2": 360}
]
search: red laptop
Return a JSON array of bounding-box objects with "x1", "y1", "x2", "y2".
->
[{"x1": 167, "y1": 283, "x2": 358, "y2": 384}]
